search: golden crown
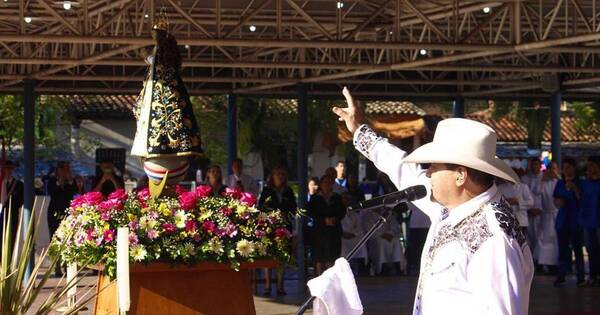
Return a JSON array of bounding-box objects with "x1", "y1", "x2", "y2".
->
[{"x1": 152, "y1": 8, "x2": 169, "y2": 31}]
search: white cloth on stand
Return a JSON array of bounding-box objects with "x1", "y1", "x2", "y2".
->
[
  {"x1": 534, "y1": 178, "x2": 559, "y2": 265},
  {"x1": 363, "y1": 211, "x2": 405, "y2": 274},
  {"x1": 307, "y1": 258, "x2": 363, "y2": 315},
  {"x1": 341, "y1": 210, "x2": 368, "y2": 260}
]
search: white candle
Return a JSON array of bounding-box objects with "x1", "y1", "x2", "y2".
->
[
  {"x1": 116, "y1": 227, "x2": 130, "y2": 313},
  {"x1": 66, "y1": 263, "x2": 77, "y2": 298}
]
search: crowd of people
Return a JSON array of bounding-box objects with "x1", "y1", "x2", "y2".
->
[{"x1": 1, "y1": 152, "x2": 598, "y2": 290}]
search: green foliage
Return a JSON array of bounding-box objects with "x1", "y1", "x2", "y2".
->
[
  {"x1": 571, "y1": 102, "x2": 600, "y2": 130},
  {"x1": 0, "y1": 94, "x2": 72, "y2": 156},
  {"x1": 191, "y1": 96, "x2": 228, "y2": 166},
  {"x1": 490, "y1": 99, "x2": 549, "y2": 149},
  {"x1": 1, "y1": 205, "x2": 92, "y2": 314}
]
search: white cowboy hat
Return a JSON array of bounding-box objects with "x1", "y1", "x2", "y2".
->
[{"x1": 404, "y1": 118, "x2": 519, "y2": 183}]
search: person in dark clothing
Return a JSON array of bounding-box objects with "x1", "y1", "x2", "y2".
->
[
  {"x1": 47, "y1": 161, "x2": 78, "y2": 277},
  {"x1": 553, "y1": 158, "x2": 585, "y2": 286},
  {"x1": 92, "y1": 160, "x2": 124, "y2": 196},
  {"x1": 47, "y1": 161, "x2": 78, "y2": 238},
  {"x1": 0, "y1": 160, "x2": 24, "y2": 247},
  {"x1": 258, "y1": 166, "x2": 296, "y2": 296},
  {"x1": 346, "y1": 175, "x2": 365, "y2": 204},
  {"x1": 307, "y1": 174, "x2": 346, "y2": 276},
  {"x1": 204, "y1": 165, "x2": 227, "y2": 197}
]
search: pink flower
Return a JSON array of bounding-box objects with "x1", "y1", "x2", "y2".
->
[
  {"x1": 147, "y1": 229, "x2": 158, "y2": 240},
  {"x1": 162, "y1": 223, "x2": 176, "y2": 234},
  {"x1": 103, "y1": 229, "x2": 115, "y2": 243},
  {"x1": 239, "y1": 192, "x2": 257, "y2": 207},
  {"x1": 83, "y1": 192, "x2": 104, "y2": 205},
  {"x1": 86, "y1": 228, "x2": 94, "y2": 241},
  {"x1": 70, "y1": 195, "x2": 86, "y2": 207},
  {"x1": 220, "y1": 207, "x2": 233, "y2": 216},
  {"x1": 179, "y1": 191, "x2": 198, "y2": 211},
  {"x1": 185, "y1": 220, "x2": 197, "y2": 232},
  {"x1": 137, "y1": 188, "x2": 150, "y2": 202},
  {"x1": 175, "y1": 184, "x2": 188, "y2": 195},
  {"x1": 202, "y1": 221, "x2": 216, "y2": 234},
  {"x1": 224, "y1": 221, "x2": 238, "y2": 238},
  {"x1": 128, "y1": 219, "x2": 139, "y2": 231},
  {"x1": 275, "y1": 228, "x2": 292, "y2": 239},
  {"x1": 108, "y1": 189, "x2": 127, "y2": 201},
  {"x1": 129, "y1": 233, "x2": 139, "y2": 245},
  {"x1": 255, "y1": 229, "x2": 266, "y2": 238},
  {"x1": 194, "y1": 185, "x2": 212, "y2": 199},
  {"x1": 99, "y1": 199, "x2": 123, "y2": 212},
  {"x1": 224, "y1": 187, "x2": 242, "y2": 199},
  {"x1": 100, "y1": 211, "x2": 111, "y2": 221},
  {"x1": 71, "y1": 191, "x2": 103, "y2": 207}
]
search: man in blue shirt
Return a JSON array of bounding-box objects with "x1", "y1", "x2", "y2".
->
[
  {"x1": 553, "y1": 158, "x2": 585, "y2": 286},
  {"x1": 579, "y1": 157, "x2": 600, "y2": 286}
]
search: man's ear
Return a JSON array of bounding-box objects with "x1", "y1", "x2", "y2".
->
[{"x1": 455, "y1": 166, "x2": 467, "y2": 187}]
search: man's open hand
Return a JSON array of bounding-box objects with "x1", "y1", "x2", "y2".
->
[{"x1": 332, "y1": 86, "x2": 363, "y2": 134}]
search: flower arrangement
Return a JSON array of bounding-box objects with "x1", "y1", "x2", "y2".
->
[{"x1": 50, "y1": 186, "x2": 293, "y2": 279}]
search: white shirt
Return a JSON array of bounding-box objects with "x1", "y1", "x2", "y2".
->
[
  {"x1": 353, "y1": 124, "x2": 534, "y2": 315},
  {"x1": 498, "y1": 182, "x2": 534, "y2": 227},
  {"x1": 521, "y1": 173, "x2": 543, "y2": 210},
  {"x1": 225, "y1": 173, "x2": 259, "y2": 196}
]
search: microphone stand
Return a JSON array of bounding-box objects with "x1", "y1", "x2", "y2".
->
[{"x1": 295, "y1": 205, "x2": 395, "y2": 315}]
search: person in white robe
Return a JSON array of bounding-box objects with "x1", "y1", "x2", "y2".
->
[
  {"x1": 332, "y1": 87, "x2": 534, "y2": 315},
  {"x1": 497, "y1": 171, "x2": 534, "y2": 236},
  {"x1": 535, "y1": 161, "x2": 560, "y2": 268},
  {"x1": 521, "y1": 159, "x2": 544, "y2": 253},
  {"x1": 340, "y1": 201, "x2": 369, "y2": 275},
  {"x1": 362, "y1": 208, "x2": 406, "y2": 275}
]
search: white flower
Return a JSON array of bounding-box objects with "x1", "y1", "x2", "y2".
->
[
  {"x1": 208, "y1": 238, "x2": 223, "y2": 254},
  {"x1": 131, "y1": 244, "x2": 147, "y2": 262},
  {"x1": 255, "y1": 242, "x2": 268, "y2": 256},
  {"x1": 174, "y1": 210, "x2": 188, "y2": 229},
  {"x1": 236, "y1": 239, "x2": 255, "y2": 257},
  {"x1": 183, "y1": 243, "x2": 196, "y2": 256}
]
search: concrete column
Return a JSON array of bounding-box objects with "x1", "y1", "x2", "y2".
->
[
  {"x1": 296, "y1": 84, "x2": 308, "y2": 291},
  {"x1": 550, "y1": 91, "x2": 562, "y2": 167},
  {"x1": 23, "y1": 79, "x2": 36, "y2": 281}
]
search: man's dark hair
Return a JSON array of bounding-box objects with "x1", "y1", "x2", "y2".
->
[
  {"x1": 336, "y1": 160, "x2": 345, "y2": 166},
  {"x1": 232, "y1": 158, "x2": 243, "y2": 164},
  {"x1": 563, "y1": 157, "x2": 576, "y2": 167},
  {"x1": 446, "y1": 164, "x2": 494, "y2": 189},
  {"x1": 588, "y1": 156, "x2": 600, "y2": 166}
]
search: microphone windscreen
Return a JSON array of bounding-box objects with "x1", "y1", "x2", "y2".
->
[{"x1": 405, "y1": 185, "x2": 427, "y2": 201}]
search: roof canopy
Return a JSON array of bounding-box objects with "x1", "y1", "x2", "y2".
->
[{"x1": 2, "y1": 1, "x2": 600, "y2": 100}]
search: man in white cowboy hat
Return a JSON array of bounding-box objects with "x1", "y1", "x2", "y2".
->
[{"x1": 333, "y1": 87, "x2": 534, "y2": 315}]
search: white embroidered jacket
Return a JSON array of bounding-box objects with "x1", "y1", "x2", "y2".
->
[{"x1": 353, "y1": 125, "x2": 534, "y2": 315}]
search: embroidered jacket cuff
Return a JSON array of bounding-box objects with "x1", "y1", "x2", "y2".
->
[{"x1": 352, "y1": 124, "x2": 385, "y2": 160}]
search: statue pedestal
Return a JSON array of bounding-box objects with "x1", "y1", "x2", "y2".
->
[{"x1": 93, "y1": 260, "x2": 278, "y2": 315}]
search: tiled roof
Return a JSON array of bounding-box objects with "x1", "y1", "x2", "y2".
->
[
  {"x1": 61, "y1": 94, "x2": 427, "y2": 117},
  {"x1": 467, "y1": 111, "x2": 600, "y2": 142}
]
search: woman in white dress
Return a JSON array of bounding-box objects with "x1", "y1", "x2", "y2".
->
[{"x1": 535, "y1": 160, "x2": 560, "y2": 270}]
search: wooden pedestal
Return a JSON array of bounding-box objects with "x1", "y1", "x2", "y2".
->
[{"x1": 93, "y1": 260, "x2": 277, "y2": 315}]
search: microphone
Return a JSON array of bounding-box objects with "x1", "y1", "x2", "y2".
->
[{"x1": 349, "y1": 185, "x2": 427, "y2": 211}]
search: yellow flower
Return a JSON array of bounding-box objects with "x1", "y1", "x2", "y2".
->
[
  {"x1": 158, "y1": 202, "x2": 171, "y2": 217},
  {"x1": 174, "y1": 210, "x2": 187, "y2": 228}
]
